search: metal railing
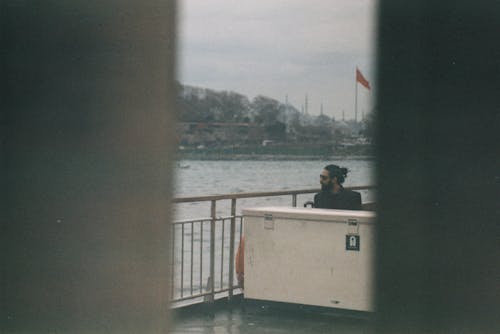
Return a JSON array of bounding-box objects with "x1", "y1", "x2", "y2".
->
[{"x1": 170, "y1": 185, "x2": 375, "y2": 307}]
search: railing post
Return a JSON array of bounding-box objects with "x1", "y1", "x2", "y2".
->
[
  {"x1": 190, "y1": 222, "x2": 194, "y2": 295},
  {"x1": 170, "y1": 224, "x2": 175, "y2": 299},
  {"x1": 292, "y1": 194, "x2": 297, "y2": 207},
  {"x1": 209, "y1": 200, "x2": 216, "y2": 302},
  {"x1": 199, "y1": 222, "x2": 203, "y2": 294},
  {"x1": 180, "y1": 224, "x2": 184, "y2": 298},
  {"x1": 228, "y1": 198, "x2": 236, "y2": 300}
]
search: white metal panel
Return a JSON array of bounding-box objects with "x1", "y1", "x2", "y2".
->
[{"x1": 242, "y1": 206, "x2": 375, "y2": 312}]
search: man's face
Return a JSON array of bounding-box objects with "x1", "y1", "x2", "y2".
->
[{"x1": 320, "y1": 169, "x2": 334, "y2": 191}]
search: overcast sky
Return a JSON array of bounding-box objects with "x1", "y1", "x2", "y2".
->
[{"x1": 178, "y1": 0, "x2": 376, "y2": 120}]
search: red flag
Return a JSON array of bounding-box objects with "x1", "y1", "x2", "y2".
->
[{"x1": 356, "y1": 68, "x2": 371, "y2": 90}]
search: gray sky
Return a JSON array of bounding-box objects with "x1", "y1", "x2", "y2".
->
[{"x1": 178, "y1": 0, "x2": 375, "y2": 120}]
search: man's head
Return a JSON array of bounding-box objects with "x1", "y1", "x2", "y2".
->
[{"x1": 320, "y1": 164, "x2": 349, "y2": 191}]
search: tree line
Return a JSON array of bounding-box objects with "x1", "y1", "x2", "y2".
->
[{"x1": 175, "y1": 82, "x2": 374, "y2": 143}]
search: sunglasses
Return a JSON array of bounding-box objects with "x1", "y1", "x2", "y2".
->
[{"x1": 320, "y1": 175, "x2": 329, "y2": 180}]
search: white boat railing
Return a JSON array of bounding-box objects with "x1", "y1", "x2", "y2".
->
[{"x1": 170, "y1": 186, "x2": 376, "y2": 307}]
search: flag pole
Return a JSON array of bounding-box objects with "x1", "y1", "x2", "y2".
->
[{"x1": 354, "y1": 68, "x2": 358, "y2": 123}]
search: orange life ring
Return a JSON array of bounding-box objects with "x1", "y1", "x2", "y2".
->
[{"x1": 235, "y1": 236, "x2": 244, "y2": 288}]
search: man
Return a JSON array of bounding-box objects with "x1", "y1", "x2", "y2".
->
[{"x1": 313, "y1": 164, "x2": 362, "y2": 210}]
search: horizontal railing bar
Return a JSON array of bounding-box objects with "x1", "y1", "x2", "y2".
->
[
  {"x1": 171, "y1": 288, "x2": 242, "y2": 303},
  {"x1": 172, "y1": 185, "x2": 375, "y2": 203},
  {"x1": 171, "y1": 215, "x2": 243, "y2": 225},
  {"x1": 172, "y1": 218, "x2": 213, "y2": 225}
]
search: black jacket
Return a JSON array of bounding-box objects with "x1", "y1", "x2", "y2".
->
[{"x1": 313, "y1": 188, "x2": 362, "y2": 210}]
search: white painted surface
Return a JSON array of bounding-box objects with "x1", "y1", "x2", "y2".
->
[{"x1": 242, "y1": 206, "x2": 375, "y2": 312}]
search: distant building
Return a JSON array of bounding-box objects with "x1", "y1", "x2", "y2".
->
[
  {"x1": 177, "y1": 122, "x2": 264, "y2": 146},
  {"x1": 333, "y1": 120, "x2": 352, "y2": 137}
]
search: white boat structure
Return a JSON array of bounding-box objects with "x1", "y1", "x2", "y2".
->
[{"x1": 243, "y1": 206, "x2": 375, "y2": 312}]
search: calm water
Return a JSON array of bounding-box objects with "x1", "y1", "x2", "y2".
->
[{"x1": 173, "y1": 159, "x2": 375, "y2": 221}]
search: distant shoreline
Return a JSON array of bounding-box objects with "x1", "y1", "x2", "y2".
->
[{"x1": 176, "y1": 153, "x2": 375, "y2": 161}]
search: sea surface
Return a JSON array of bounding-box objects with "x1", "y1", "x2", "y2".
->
[{"x1": 173, "y1": 158, "x2": 376, "y2": 221}]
